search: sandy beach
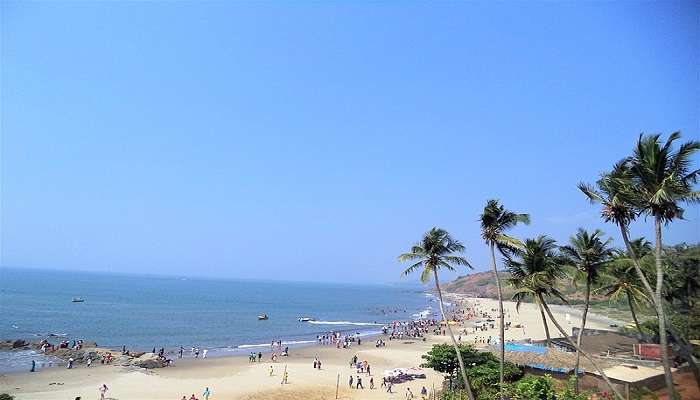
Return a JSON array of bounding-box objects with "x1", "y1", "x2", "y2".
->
[{"x1": 0, "y1": 297, "x2": 618, "y2": 400}]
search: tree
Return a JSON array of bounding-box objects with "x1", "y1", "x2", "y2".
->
[
  {"x1": 580, "y1": 154, "x2": 700, "y2": 390},
  {"x1": 506, "y1": 236, "x2": 567, "y2": 347},
  {"x1": 559, "y1": 228, "x2": 614, "y2": 393},
  {"x1": 507, "y1": 236, "x2": 625, "y2": 400},
  {"x1": 597, "y1": 250, "x2": 651, "y2": 338},
  {"x1": 399, "y1": 228, "x2": 475, "y2": 400},
  {"x1": 628, "y1": 132, "x2": 700, "y2": 400},
  {"x1": 479, "y1": 199, "x2": 530, "y2": 400},
  {"x1": 421, "y1": 344, "x2": 523, "y2": 399}
]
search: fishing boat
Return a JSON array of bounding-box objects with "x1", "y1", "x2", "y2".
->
[
  {"x1": 72, "y1": 297, "x2": 85, "y2": 303},
  {"x1": 257, "y1": 314, "x2": 269, "y2": 320},
  {"x1": 298, "y1": 317, "x2": 314, "y2": 322}
]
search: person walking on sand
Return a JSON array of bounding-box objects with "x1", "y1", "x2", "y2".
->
[
  {"x1": 356, "y1": 376, "x2": 363, "y2": 389},
  {"x1": 421, "y1": 386, "x2": 428, "y2": 399},
  {"x1": 269, "y1": 365, "x2": 274, "y2": 376},
  {"x1": 202, "y1": 349, "x2": 208, "y2": 359},
  {"x1": 99, "y1": 384, "x2": 108, "y2": 400},
  {"x1": 405, "y1": 387, "x2": 414, "y2": 399},
  {"x1": 349, "y1": 375, "x2": 354, "y2": 388},
  {"x1": 202, "y1": 387, "x2": 210, "y2": 400},
  {"x1": 281, "y1": 370, "x2": 288, "y2": 384},
  {"x1": 369, "y1": 376, "x2": 374, "y2": 389}
]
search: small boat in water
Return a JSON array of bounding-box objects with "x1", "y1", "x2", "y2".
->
[
  {"x1": 72, "y1": 297, "x2": 85, "y2": 303},
  {"x1": 298, "y1": 317, "x2": 314, "y2": 322},
  {"x1": 257, "y1": 314, "x2": 269, "y2": 320}
]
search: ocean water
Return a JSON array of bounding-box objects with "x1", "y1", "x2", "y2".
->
[{"x1": 0, "y1": 268, "x2": 435, "y2": 372}]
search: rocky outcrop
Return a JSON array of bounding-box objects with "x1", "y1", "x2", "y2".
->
[
  {"x1": 0, "y1": 339, "x2": 30, "y2": 350},
  {"x1": 131, "y1": 353, "x2": 168, "y2": 369}
]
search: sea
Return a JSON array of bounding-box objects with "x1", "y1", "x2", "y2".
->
[{"x1": 0, "y1": 268, "x2": 437, "y2": 372}]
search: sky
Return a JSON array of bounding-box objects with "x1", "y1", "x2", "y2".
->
[{"x1": 1, "y1": 1, "x2": 698, "y2": 284}]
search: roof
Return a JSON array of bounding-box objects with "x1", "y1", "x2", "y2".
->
[{"x1": 591, "y1": 364, "x2": 665, "y2": 383}]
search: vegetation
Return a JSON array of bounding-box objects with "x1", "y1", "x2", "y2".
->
[
  {"x1": 0, "y1": 394, "x2": 15, "y2": 400},
  {"x1": 559, "y1": 228, "x2": 614, "y2": 392},
  {"x1": 405, "y1": 131, "x2": 698, "y2": 400},
  {"x1": 479, "y1": 199, "x2": 529, "y2": 400},
  {"x1": 399, "y1": 228, "x2": 476, "y2": 400}
]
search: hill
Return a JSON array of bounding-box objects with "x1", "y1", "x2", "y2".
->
[{"x1": 442, "y1": 270, "x2": 514, "y2": 298}]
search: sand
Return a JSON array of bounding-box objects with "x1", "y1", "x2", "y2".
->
[{"x1": 0, "y1": 297, "x2": 618, "y2": 400}]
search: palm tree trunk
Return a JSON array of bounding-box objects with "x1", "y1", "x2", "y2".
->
[
  {"x1": 433, "y1": 269, "x2": 475, "y2": 400},
  {"x1": 626, "y1": 289, "x2": 644, "y2": 339},
  {"x1": 620, "y1": 223, "x2": 700, "y2": 389},
  {"x1": 619, "y1": 224, "x2": 656, "y2": 299},
  {"x1": 489, "y1": 243, "x2": 505, "y2": 400},
  {"x1": 537, "y1": 301, "x2": 551, "y2": 347},
  {"x1": 537, "y1": 294, "x2": 625, "y2": 400},
  {"x1": 574, "y1": 274, "x2": 592, "y2": 393},
  {"x1": 655, "y1": 215, "x2": 677, "y2": 400},
  {"x1": 667, "y1": 320, "x2": 700, "y2": 391}
]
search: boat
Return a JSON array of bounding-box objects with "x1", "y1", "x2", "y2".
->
[
  {"x1": 257, "y1": 314, "x2": 269, "y2": 320},
  {"x1": 298, "y1": 317, "x2": 314, "y2": 322},
  {"x1": 72, "y1": 297, "x2": 85, "y2": 303}
]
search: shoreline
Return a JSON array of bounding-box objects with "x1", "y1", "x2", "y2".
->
[{"x1": 0, "y1": 296, "x2": 624, "y2": 400}]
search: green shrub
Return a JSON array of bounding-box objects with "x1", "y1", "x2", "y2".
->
[
  {"x1": 512, "y1": 375, "x2": 556, "y2": 400},
  {"x1": 557, "y1": 376, "x2": 589, "y2": 400},
  {"x1": 0, "y1": 394, "x2": 15, "y2": 400}
]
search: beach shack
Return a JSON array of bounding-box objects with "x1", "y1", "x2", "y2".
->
[{"x1": 580, "y1": 364, "x2": 667, "y2": 398}]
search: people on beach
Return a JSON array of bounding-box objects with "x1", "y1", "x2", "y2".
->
[
  {"x1": 269, "y1": 365, "x2": 274, "y2": 376},
  {"x1": 87, "y1": 357, "x2": 92, "y2": 367},
  {"x1": 405, "y1": 387, "x2": 414, "y2": 399},
  {"x1": 356, "y1": 376, "x2": 363, "y2": 389},
  {"x1": 421, "y1": 386, "x2": 428, "y2": 399},
  {"x1": 67, "y1": 357, "x2": 74, "y2": 369},
  {"x1": 348, "y1": 375, "x2": 353, "y2": 388},
  {"x1": 179, "y1": 346, "x2": 184, "y2": 358},
  {"x1": 99, "y1": 384, "x2": 108, "y2": 400},
  {"x1": 30, "y1": 360, "x2": 36, "y2": 372},
  {"x1": 370, "y1": 376, "x2": 374, "y2": 389},
  {"x1": 202, "y1": 387, "x2": 210, "y2": 400},
  {"x1": 202, "y1": 348, "x2": 208, "y2": 358}
]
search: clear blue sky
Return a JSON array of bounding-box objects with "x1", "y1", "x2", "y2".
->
[{"x1": 1, "y1": 1, "x2": 698, "y2": 283}]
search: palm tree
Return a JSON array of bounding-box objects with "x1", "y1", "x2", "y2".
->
[
  {"x1": 581, "y1": 154, "x2": 700, "y2": 391},
  {"x1": 398, "y1": 228, "x2": 475, "y2": 400},
  {"x1": 559, "y1": 228, "x2": 614, "y2": 392},
  {"x1": 508, "y1": 236, "x2": 625, "y2": 400},
  {"x1": 628, "y1": 132, "x2": 700, "y2": 400},
  {"x1": 597, "y1": 253, "x2": 651, "y2": 338},
  {"x1": 479, "y1": 199, "x2": 530, "y2": 400},
  {"x1": 507, "y1": 236, "x2": 567, "y2": 347}
]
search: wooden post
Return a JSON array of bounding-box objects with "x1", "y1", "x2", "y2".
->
[{"x1": 336, "y1": 373, "x2": 340, "y2": 399}]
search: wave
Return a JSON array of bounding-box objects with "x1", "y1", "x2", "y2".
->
[
  {"x1": 307, "y1": 320, "x2": 383, "y2": 326},
  {"x1": 235, "y1": 340, "x2": 315, "y2": 349}
]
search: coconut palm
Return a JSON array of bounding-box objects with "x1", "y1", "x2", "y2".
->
[
  {"x1": 597, "y1": 253, "x2": 651, "y2": 337},
  {"x1": 628, "y1": 132, "x2": 700, "y2": 400},
  {"x1": 479, "y1": 199, "x2": 530, "y2": 400},
  {"x1": 559, "y1": 228, "x2": 614, "y2": 392},
  {"x1": 581, "y1": 153, "x2": 700, "y2": 391},
  {"x1": 508, "y1": 236, "x2": 625, "y2": 400},
  {"x1": 506, "y1": 236, "x2": 566, "y2": 347},
  {"x1": 398, "y1": 228, "x2": 475, "y2": 400}
]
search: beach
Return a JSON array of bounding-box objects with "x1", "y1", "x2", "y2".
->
[{"x1": 0, "y1": 296, "x2": 619, "y2": 400}]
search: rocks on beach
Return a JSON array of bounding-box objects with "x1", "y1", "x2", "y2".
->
[
  {"x1": 0, "y1": 339, "x2": 30, "y2": 350},
  {"x1": 0, "y1": 338, "x2": 169, "y2": 369}
]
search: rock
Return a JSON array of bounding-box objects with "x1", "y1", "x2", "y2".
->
[
  {"x1": 0, "y1": 339, "x2": 30, "y2": 350},
  {"x1": 131, "y1": 353, "x2": 167, "y2": 369}
]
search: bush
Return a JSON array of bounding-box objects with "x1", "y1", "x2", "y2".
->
[
  {"x1": 0, "y1": 394, "x2": 15, "y2": 400},
  {"x1": 557, "y1": 376, "x2": 589, "y2": 400},
  {"x1": 512, "y1": 375, "x2": 556, "y2": 400}
]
